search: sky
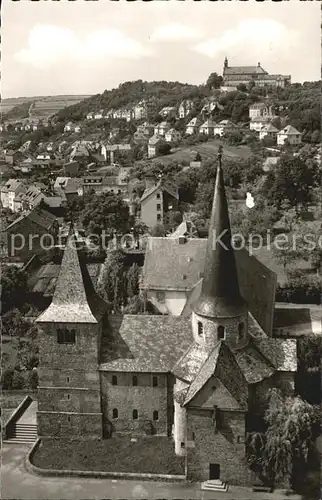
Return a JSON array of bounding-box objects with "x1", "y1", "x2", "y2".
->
[{"x1": 2, "y1": 0, "x2": 321, "y2": 98}]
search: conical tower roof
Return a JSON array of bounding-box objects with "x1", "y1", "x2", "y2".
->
[
  {"x1": 36, "y1": 225, "x2": 107, "y2": 324},
  {"x1": 193, "y1": 149, "x2": 246, "y2": 319}
]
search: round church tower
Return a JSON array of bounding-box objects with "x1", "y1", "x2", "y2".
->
[{"x1": 191, "y1": 148, "x2": 249, "y2": 351}]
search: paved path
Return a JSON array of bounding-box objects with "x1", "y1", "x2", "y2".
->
[{"x1": 2, "y1": 443, "x2": 302, "y2": 500}]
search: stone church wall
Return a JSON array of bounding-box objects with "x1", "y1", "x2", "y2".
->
[
  {"x1": 100, "y1": 372, "x2": 173, "y2": 436},
  {"x1": 186, "y1": 408, "x2": 254, "y2": 485}
]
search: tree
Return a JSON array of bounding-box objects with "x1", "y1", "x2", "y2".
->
[
  {"x1": 158, "y1": 143, "x2": 171, "y2": 156},
  {"x1": 80, "y1": 192, "x2": 130, "y2": 237},
  {"x1": 151, "y1": 224, "x2": 167, "y2": 237},
  {"x1": 206, "y1": 72, "x2": 223, "y2": 89},
  {"x1": 97, "y1": 250, "x2": 126, "y2": 312},
  {"x1": 263, "y1": 155, "x2": 318, "y2": 211},
  {"x1": 2, "y1": 267, "x2": 28, "y2": 314},
  {"x1": 247, "y1": 389, "x2": 320, "y2": 488},
  {"x1": 126, "y1": 263, "x2": 140, "y2": 299}
]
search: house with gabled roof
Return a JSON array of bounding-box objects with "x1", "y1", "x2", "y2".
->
[
  {"x1": 148, "y1": 135, "x2": 165, "y2": 158},
  {"x1": 140, "y1": 177, "x2": 179, "y2": 228},
  {"x1": 34, "y1": 153, "x2": 297, "y2": 488},
  {"x1": 5, "y1": 205, "x2": 58, "y2": 260},
  {"x1": 0, "y1": 178, "x2": 26, "y2": 211},
  {"x1": 277, "y1": 125, "x2": 302, "y2": 146},
  {"x1": 186, "y1": 117, "x2": 202, "y2": 135},
  {"x1": 199, "y1": 119, "x2": 217, "y2": 136},
  {"x1": 259, "y1": 123, "x2": 278, "y2": 141}
]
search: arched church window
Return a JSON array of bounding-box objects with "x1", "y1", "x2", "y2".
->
[
  {"x1": 112, "y1": 375, "x2": 118, "y2": 386},
  {"x1": 238, "y1": 322, "x2": 245, "y2": 339},
  {"x1": 57, "y1": 328, "x2": 76, "y2": 344},
  {"x1": 112, "y1": 408, "x2": 118, "y2": 419},
  {"x1": 217, "y1": 325, "x2": 225, "y2": 340},
  {"x1": 197, "y1": 321, "x2": 203, "y2": 336}
]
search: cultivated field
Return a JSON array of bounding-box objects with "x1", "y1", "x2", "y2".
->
[{"x1": 2, "y1": 95, "x2": 91, "y2": 120}]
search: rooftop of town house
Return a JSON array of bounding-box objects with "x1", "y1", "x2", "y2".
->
[
  {"x1": 6, "y1": 206, "x2": 57, "y2": 231},
  {"x1": 140, "y1": 180, "x2": 178, "y2": 204}
]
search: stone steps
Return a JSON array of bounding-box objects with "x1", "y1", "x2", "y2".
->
[
  {"x1": 201, "y1": 479, "x2": 229, "y2": 492},
  {"x1": 5, "y1": 423, "x2": 37, "y2": 444}
]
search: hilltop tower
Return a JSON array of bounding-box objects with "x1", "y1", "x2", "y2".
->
[
  {"x1": 191, "y1": 149, "x2": 248, "y2": 350},
  {"x1": 36, "y1": 226, "x2": 107, "y2": 439},
  {"x1": 223, "y1": 57, "x2": 228, "y2": 71}
]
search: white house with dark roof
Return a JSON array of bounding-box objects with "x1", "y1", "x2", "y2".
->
[
  {"x1": 249, "y1": 116, "x2": 272, "y2": 132},
  {"x1": 277, "y1": 125, "x2": 302, "y2": 146},
  {"x1": 199, "y1": 119, "x2": 217, "y2": 136},
  {"x1": 186, "y1": 117, "x2": 201, "y2": 135},
  {"x1": 154, "y1": 122, "x2": 170, "y2": 137},
  {"x1": 165, "y1": 128, "x2": 182, "y2": 143},
  {"x1": 0, "y1": 179, "x2": 26, "y2": 211}
]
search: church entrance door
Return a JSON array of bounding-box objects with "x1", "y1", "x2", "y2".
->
[{"x1": 209, "y1": 463, "x2": 220, "y2": 480}]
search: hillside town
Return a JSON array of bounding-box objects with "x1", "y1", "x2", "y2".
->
[{"x1": 1, "y1": 57, "x2": 321, "y2": 500}]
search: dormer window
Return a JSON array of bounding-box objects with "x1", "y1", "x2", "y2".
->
[
  {"x1": 197, "y1": 321, "x2": 203, "y2": 336},
  {"x1": 217, "y1": 325, "x2": 225, "y2": 340}
]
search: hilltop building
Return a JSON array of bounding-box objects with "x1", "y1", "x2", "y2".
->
[
  {"x1": 222, "y1": 58, "x2": 291, "y2": 88},
  {"x1": 35, "y1": 153, "x2": 297, "y2": 487}
]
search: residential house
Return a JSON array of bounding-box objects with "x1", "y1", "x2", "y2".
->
[
  {"x1": 249, "y1": 103, "x2": 274, "y2": 119},
  {"x1": 5, "y1": 206, "x2": 58, "y2": 260},
  {"x1": 53, "y1": 177, "x2": 79, "y2": 202},
  {"x1": 74, "y1": 125, "x2": 82, "y2": 133},
  {"x1": 213, "y1": 120, "x2": 235, "y2": 137},
  {"x1": 154, "y1": 122, "x2": 170, "y2": 137},
  {"x1": 186, "y1": 117, "x2": 201, "y2": 135},
  {"x1": 94, "y1": 111, "x2": 104, "y2": 120},
  {"x1": 140, "y1": 177, "x2": 179, "y2": 228},
  {"x1": 277, "y1": 125, "x2": 302, "y2": 146},
  {"x1": 201, "y1": 100, "x2": 224, "y2": 118},
  {"x1": 133, "y1": 101, "x2": 148, "y2": 120},
  {"x1": 80, "y1": 175, "x2": 129, "y2": 199},
  {"x1": 249, "y1": 116, "x2": 272, "y2": 132},
  {"x1": 100, "y1": 143, "x2": 131, "y2": 163},
  {"x1": 148, "y1": 135, "x2": 165, "y2": 158},
  {"x1": 0, "y1": 179, "x2": 26, "y2": 211},
  {"x1": 165, "y1": 128, "x2": 182, "y2": 144},
  {"x1": 18, "y1": 141, "x2": 32, "y2": 153},
  {"x1": 159, "y1": 106, "x2": 176, "y2": 118},
  {"x1": 199, "y1": 119, "x2": 217, "y2": 136},
  {"x1": 86, "y1": 112, "x2": 94, "y2": 120},
  {"x1": 259, "y1": 124, "x2": 278, "y2": 141},
  {"x1": 5, "y1": 150, "x2": 19, "y2": 165},
  {"x1": 64, "y1": 122, "x2": 75, "y2": 133},
  {"x1": 178, "y1": 100, "x2": 194, "y2": 119},
  {"x1": 13, "y1": 185, "x2": 45, "y2": 213}
]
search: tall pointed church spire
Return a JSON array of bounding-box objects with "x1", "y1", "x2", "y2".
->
[
  {"x1": 36, "y1": 225, "x2": 107, "y2": 324},
  {"x1": 193, "y1": 148, "x2": 246, "y2": 319}
]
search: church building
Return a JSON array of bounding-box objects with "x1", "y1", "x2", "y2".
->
[
  {"x1": 36, "y1": 152, "x2": 297, "y2": 486},
  {"x1": 222, "y1": 57, "x2": 291, "y2": 88}
]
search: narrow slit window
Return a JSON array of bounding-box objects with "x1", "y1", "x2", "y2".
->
[
  {"x1": 112, "y1": 375, "x2": 118, "y2": 386},
  {"x1": 132, "y1": 409, "x2": 138, "y2": 420}
]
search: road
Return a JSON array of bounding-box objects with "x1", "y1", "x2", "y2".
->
[{"x1": 1, "y1": 443, "x2": 301, "y2": 500}]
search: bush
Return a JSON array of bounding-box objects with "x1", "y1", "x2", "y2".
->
[{"x1": 276, "y1": 277, "x2": 321, "y2": 304}]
